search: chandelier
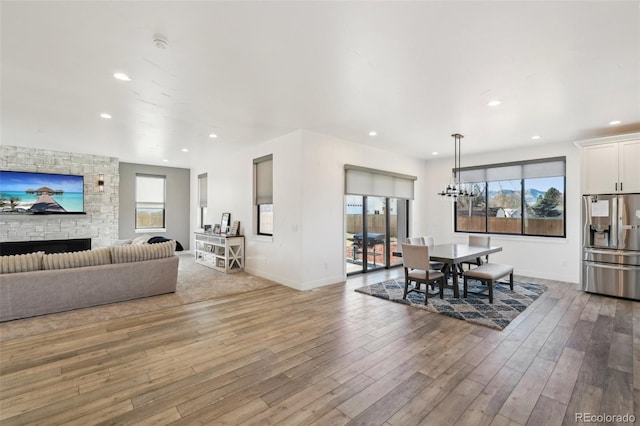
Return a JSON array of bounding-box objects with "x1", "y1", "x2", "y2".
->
[{"x1": 437, "y1": 133, "x2": 476, "y2": 200}]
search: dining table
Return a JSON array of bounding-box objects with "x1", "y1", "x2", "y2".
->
[{"x1": 393, "y1": 243, "x2": 503, "y2": 298}]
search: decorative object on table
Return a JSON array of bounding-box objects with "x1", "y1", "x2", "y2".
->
[
  {"x1": 229, "y1": 220, "x2": 240, "y2": 236},
  {"x1": 203, "y1": 224, "x2": 212, "y2": 233},
  {"x1": 212, "y1": 224, "x2": 221, "y2": 234},
  {"x1": 220, "y1": 213, "x2": 231, "y2": 234},
  {"x1": 354, "y1": 278, "x2": 547, "y2": 330},
  {"x1": 437, "y1": 133, "x2": 476, "y2": 200}
]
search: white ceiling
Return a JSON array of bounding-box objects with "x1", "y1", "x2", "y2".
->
[{"x1": 1, "y1": 1, "x2": 639, "y2": 169}]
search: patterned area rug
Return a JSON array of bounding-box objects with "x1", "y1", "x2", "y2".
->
[{"x1": 355, "y1": 278, "x2": 547, "y2": 330}]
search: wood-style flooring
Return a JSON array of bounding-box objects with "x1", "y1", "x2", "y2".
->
[{"x1": 0, "y1": 269, "x2": 637, "y2": 425}]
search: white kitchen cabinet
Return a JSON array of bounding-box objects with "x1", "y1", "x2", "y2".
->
[{"x1": 580, "y1": 139, "x2": 640, "y2": 194}]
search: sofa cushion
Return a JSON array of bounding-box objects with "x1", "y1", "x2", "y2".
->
[
  {"x1": 0, "y1": 252, "x2": 44, "y2": 274},
  {"x1": 42, "y1": 247, "x2": 112, "y2": 270},
  {"x1": 110, "y1": 240, "x2": 176, "y2": 264}
]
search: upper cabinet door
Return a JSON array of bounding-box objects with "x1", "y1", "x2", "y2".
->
[
  {"x1": 619, "y1": 140, "x2": 640, "y2": 193},
  {"x1": 582, "y1": 143, "x2": 619, "y2": 194}
]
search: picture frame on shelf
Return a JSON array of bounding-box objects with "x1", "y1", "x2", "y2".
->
[
  {"x1": 203, "y1": 224, "x2": 212, "y2": 234},
  {"x1": 213, "y1": 224, "x2": 221, "y2": 234},
  {"x1": 220, "y1": 213, "x2": 231, "y2": 234},
  {"x1": 229, "y1": 220, "x2": 240, "y2": 236}
]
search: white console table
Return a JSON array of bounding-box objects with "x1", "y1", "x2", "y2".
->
[{"x1": 194, "y1": 233, "x2": 244, "y2": 273}]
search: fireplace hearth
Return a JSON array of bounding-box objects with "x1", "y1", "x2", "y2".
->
[{"x1": 0, "y1": 238, "x2": 91, "y2": 255}]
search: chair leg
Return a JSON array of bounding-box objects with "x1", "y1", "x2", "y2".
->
[
  {"x1": 463, "y1": 276, "x2": 468, "y2": 299},
  {"x1": 424, "y1": 283, "x2": 429, "y2": 305},
  {"x1": 509, "y1": 272, "x2": 514, "y2": 290},
  {"x1": 403, "y1": 269, "x2": 409, "y2": 299},
  {"x1": 439, "y1": 277, "x2": 444, "y2": 299},
  {"x1": 488, "y1": 279, "x2": 494, "y2": 303}
]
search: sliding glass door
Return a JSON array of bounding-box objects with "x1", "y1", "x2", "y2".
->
[{"x1": 345, "y1": 195, "x2": 408, "y2": 275}]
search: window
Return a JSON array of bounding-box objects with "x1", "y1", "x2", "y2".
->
[
  {"x1": 198, "y1": 173, "x2": 207, "y2": 228},
  {"x1": 254, "y1": 155, "x2": 273, "y2": 236},
  {"x1": 135, "y1": 174, "x2": 166, "y2": 230},
  {"x1": 455, "y1": 157, "x2": 565, "y2": 237}
]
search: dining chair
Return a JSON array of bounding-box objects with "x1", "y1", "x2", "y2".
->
[
  {"x1": 461, "y1": 234, "x2": 491, "y2": 271},
  {"x1": 400, "y1": 243, "x2": 445, "y2": 304},
  {"x1": 421, "y1": 235, "x2": 445, "y2": 271},
  {"x1": 406, "y1": 237, "x2": 425, "y2": 245}
]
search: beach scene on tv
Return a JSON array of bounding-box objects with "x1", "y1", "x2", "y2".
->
[{"x1": 0, "y1": 171, "x2": 84, "y2": 214}]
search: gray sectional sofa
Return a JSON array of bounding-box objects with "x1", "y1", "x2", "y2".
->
[{"x1": 0, "y1": 241, "x2": 178, "y2": 321}]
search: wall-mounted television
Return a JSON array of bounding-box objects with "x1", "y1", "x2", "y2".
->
[{"x1": 0, "y1": 171, "x2": 85, "y2": 214}]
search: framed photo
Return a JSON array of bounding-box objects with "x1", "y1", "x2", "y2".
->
[
  {"x1": 213, "y1": 224, "x2": 221, "y2": 234},
  {"x1": 220, "y1": 213, "x2": 231, "y2": 234},
  {"x1": 203, "y1": 224, "x2": 212, "y2": 233},
  {"x1": 229, "y1": 220, "x2": 240, "y2": 236}
]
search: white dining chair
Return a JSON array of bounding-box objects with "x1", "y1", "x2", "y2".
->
[{"x1": 462, "y1": 235, "x2": 491, "y2": 270}]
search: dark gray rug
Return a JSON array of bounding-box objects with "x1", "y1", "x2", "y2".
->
[{"x1": 354, "y1": 278, "x2": 547, "y2": 330}]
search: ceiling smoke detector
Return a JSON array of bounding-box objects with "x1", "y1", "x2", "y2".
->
[{"x1": 153, "y1": 34, "x2": 168, "y2": 49}]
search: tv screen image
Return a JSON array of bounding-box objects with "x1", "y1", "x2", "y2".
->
[{"x1": 0, "y1": 171, "x2": 84, "y2": 214}]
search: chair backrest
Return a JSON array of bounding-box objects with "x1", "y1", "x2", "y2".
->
[
  {"x1": 422, "y1": 236, "x2": 435, "y2": 249},
  {"x1": 469, "y1": 234, "x2": 490, "y2": 247},
  {"x1": 406, "y1": 237, "x2": 425, "y2": 245},
  {"x1": 401, "y1": 243, "x2": 430, "y2": 270}
]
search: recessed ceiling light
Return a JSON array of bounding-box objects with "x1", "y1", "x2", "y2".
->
[
  {"x1": 369, "y1": 131, "x2": 377, "y2": 136},
  {"x1": 432, "y1": 152, "x2": 439, "y2": 156},
  {"x1": 487, "y1": 100, "x2": 501, "y2": 107},
  {"x1": 609, "y1": 120, "x2": 622, "y2": 125},
  {"x1": 113, "y1": 72, "x2": 131, "y2": 81},
  {"x1": 208, "y1": 133, "x2": 217, "y2": 138},
  {"x1": 181, "y1": 148, "x2": 189, "y2": 152},
  {"x1": 163, "y1": 159, "x2": 169, "y2": 162},
  {"x1": 531, "y1": 135, "x2": 541, "y2": 140},
  {"x1": 100, "y1": 113, "x2": 112, "y2": 119}
]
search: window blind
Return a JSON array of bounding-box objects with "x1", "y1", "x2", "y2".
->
[
  {"x1": 198, "y1": 173, "x2": 207, "y2": 208},
  {"x1": 344, "y1": 165, "x2": 417, "y2": 200},
  {"x1": 254, "y1": 154, "x2": 273, "y2": 205},
  {"x1": 459, "y1": 157, "x2": 565, "y2": 183},
  {"x1": 136, "y1": 175, "x2": 165, "y2": 203}
]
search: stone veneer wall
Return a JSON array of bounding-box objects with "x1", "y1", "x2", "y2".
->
[{"x1": 0, "y1": 146, "x2": 119, "y2": 248}]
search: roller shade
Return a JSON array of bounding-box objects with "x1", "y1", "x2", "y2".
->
[
  {"x1": 198, "y1": 173, "x2": 207, "y2": 208},
  {"x1": 344, "y1": 165, "x2": 416, "y2": 200},
  {"x1": 254, "y1": 154, "x2": 273, "y2": 205},
  {"x1": 136, "y1": 175, "x2": 165, "y2": 203},
  {"x1": 459, "y1": 157, "x2": 565, "y2": 183}
]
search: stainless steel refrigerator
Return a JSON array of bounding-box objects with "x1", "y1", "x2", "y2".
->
[{"x1": 582, "y1": 193, "x2": 640, "y2": 299}]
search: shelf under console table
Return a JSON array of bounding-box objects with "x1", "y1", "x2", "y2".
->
[{"x1": 194, "y1": 232, "x2": 245, "y2": 273}]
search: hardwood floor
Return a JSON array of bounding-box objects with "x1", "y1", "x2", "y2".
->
[{"x1": 0, "y1": 269, "x2": 637, "y2": 425}]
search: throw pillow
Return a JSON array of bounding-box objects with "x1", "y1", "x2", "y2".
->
[
  {"x1": 0, "y1": 251, "x2": 44, "y2": 274},
  {"x1": 132, "y1": 234, "x2": 152, "y2": 245},
  {"x1": 148, "y1": 236, "x2": 184, "y2": 251}
]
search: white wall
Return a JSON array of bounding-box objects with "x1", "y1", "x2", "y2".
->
[
  {"x1": 423, "y1": 140, "x2": 581, "y2": 283},
  {"x1": 192, "y1": 130, "x2": 579, "y2": 288},
  {"x1": 191, "y1": 131, "x2": 305, "y2": 288},
  {"x1": 299, "y1": 130, "x2": 427, "y2": 289},
  {"x1": 191, "y1": 129, "x2": 426, "y2": 290}
]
